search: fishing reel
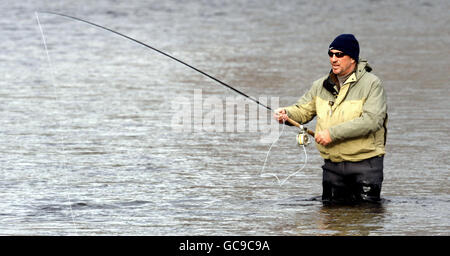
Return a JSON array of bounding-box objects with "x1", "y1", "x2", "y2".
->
[{"x1": 296, "y1": 125, "x2": 311, "y2": 146}]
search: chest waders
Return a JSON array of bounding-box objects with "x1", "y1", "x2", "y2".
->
[{"x1": 321, "y1": 156, "x2": 384, "y2": 204}]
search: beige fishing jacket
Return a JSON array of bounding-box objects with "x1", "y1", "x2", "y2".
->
[{"x1": 284, "y1": 60, "x2": 387, "y2": 162}]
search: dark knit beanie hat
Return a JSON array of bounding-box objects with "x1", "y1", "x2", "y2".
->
[{"x1": 329, "y1": 34, "x2": 359, "y2": 61}]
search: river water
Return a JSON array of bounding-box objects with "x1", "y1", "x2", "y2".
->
[{"x1": 1, "y1": 0, "x2": 449, "y2": 235}]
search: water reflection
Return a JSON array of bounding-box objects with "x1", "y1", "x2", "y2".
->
[{"x1": 315, "y1": 203, "x2": 386, "y2": 236}]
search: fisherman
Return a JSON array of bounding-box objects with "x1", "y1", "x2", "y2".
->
[{"x1": 274, "y1": 34, "x2": 388, "y2": 204}]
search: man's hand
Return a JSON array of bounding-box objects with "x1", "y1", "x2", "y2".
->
[
  {"x1": 315, "y1": 129, "x2": 332, "y2": 146},
  {"x1": 274, "y1": 108, "x2": 289, "y2": 123}
]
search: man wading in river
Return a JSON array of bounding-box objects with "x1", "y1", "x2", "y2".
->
[{"x1": 274, "y1": 34, "x2": 388, "y2": 204}]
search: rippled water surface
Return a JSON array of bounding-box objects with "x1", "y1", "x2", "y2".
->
[{"x1": 1, "y1": 0, "x2": 449, "y2": 235}]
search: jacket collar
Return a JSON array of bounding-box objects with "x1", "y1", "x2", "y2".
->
[
  {"x1": 354, "y1": 59, "x2": 372, "y2": 82},
  {"x1": 343, "y1": 72, "x2": 357, "y2": 85}
]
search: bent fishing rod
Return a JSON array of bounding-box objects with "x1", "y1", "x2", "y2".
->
[{"x1": 36, "y1": 11, "x2": 314, "y2": 136}]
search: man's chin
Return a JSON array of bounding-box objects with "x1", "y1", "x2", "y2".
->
[{"x1": 332, "y1": 69, "x2": 341, "y2": 75}]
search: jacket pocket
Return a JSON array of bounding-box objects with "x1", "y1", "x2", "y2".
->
[{"x1": 338, "y1": 100, "x2": 363, "y2": 123}]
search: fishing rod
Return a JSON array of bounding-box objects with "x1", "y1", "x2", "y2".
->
[{"x1": 36, "y1": 11, "x2": 314, "y2": 136}]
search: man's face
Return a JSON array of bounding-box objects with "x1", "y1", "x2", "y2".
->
[{"x1": 329, "y1": 49, "x2": 356, "y2": 76}]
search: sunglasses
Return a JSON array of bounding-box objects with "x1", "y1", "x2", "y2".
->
[{"x1": 328, "y1": 51, "x2": 346, "y2": 58}]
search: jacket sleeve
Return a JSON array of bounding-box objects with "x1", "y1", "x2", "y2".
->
[
  {"x1": 283, "y1": 83, "x2": 317, "y2": 125},
  {"x1": 329, "y1": 79, "x2": 387, "y2": 141}
]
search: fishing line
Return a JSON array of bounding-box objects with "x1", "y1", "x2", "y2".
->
[
  {"x1": 35, "y1": 11, "x2": 78, "y2": 234},
  {"x1": 259, "y1": 121, "x2": 308, "y2": 186}
]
